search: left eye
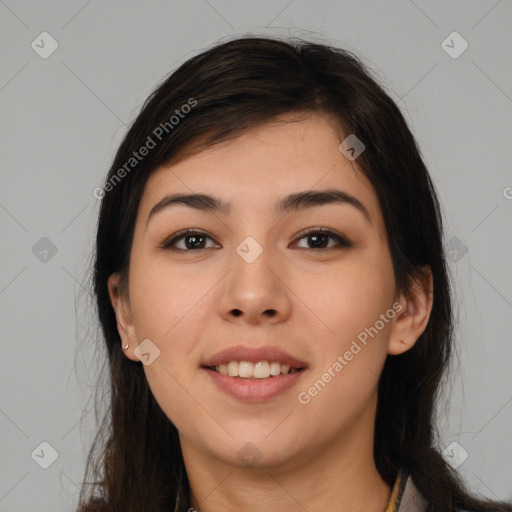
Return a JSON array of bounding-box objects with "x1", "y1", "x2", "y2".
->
[{"x1": 293, "y1": 228, "x2": 353, "y2": 250}]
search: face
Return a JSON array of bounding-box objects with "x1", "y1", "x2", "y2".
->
[{"x1": 110, "y1": 113, "x2": 416, "y2": 472}]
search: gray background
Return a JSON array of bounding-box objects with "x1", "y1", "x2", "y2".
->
[{"x1": 1, "y1": 1, "x2": 511, "y2": 510}]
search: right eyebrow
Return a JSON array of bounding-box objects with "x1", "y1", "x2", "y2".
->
[{"x1": 146, "y1": 193, "x2": 231, "y2": 227}]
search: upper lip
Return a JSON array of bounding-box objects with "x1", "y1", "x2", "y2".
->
[{"x1": 202, "y1": 345, "x2": 308, "y2": 368}]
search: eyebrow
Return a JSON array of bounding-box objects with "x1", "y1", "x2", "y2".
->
[{"x1": 146, "y1": 188, "x2": 372, "y2": 226}]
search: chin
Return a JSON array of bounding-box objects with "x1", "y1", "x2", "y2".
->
[{"x1": 208, "y1": 432, "x2": 306, "y2": 471}]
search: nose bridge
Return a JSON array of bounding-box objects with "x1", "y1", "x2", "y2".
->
[
  {"x1": 235, "y1": 233, "x2": 267, "y2": 266},
  {"x1": 232, "y1": 232, "x2": 275, "y2": 290},
  {"x1": 230, "y1": 206, "x2": 276, "y2": 267}
]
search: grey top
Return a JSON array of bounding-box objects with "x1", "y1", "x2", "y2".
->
[
  {"x1": 396, "y1": 475, "x2": 428, "y2": 511},
  {"x1": 396, "y1": 473, "x2": 470, "y2": 512}
]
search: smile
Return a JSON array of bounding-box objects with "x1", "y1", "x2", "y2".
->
[{"x1": 208, "y1": 360, "x2": 305, "y2": 379}]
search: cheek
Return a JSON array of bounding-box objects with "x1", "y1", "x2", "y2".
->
[
  {"x1": 127, "y1": 257, "x2": 215, "y2": 430},
  {"x1": 129, "y1": 254, "x2": 209, "y2": 340},
  {"x1": 293, "y1": 250, "x2": 394, "y2": 342},
  {"x1": 291, "y1": 252, "x2": 395, "y2": 418}
]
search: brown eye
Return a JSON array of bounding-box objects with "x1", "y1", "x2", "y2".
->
[
  {"x1": 294, "y1": 228, "x2": 353, "y2": 250},
  {"x1": 160, "y1": 230, "x2": 219, "y2": 251}
]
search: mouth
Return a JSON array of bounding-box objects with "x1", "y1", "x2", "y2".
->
[
  {"x1": 200, "y1": 345, "x2": 308, "y2": 401},
  {"x1": 204, "y1": 361, "x2": 306, "y2": 379}
]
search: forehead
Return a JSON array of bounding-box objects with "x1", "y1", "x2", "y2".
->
[{"x1": 138, "y1": 113, "x2": 383, "y2": 229}]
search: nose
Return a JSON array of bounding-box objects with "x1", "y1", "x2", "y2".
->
[{"x1": 217, "y1": 242, "x2": 292, "y2": 326}]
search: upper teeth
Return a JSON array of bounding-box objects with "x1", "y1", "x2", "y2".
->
[{"x1": 214, "y1": 361, "x2": 301, "y2": 379}]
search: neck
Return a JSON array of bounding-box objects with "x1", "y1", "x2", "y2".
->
[{"x1": 180, "y1": 395, "x2": 392, "y2": 512}]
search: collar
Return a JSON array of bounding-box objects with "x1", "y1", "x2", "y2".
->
[{"x1": 385, "y1": 469, "x2": 429, "y2": 512}]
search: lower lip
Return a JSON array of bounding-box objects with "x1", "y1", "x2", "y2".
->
[{"x1": 202, "y1": 368, "x2": 306, "y2": 402}]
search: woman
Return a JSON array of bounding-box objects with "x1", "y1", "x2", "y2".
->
[{"x1": 77, "y1": 36, "x2": 512, "y2": 511}]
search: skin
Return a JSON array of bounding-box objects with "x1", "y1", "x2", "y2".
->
[{"x1": 109, "y1": 112, "x2": 433, "y2": 512}]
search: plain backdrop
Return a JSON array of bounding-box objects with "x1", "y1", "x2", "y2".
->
[{"x1": 1, "y1": 1, "x2": 511, "y2": 510}]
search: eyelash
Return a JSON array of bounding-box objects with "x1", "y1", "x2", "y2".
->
[{"x1": 159, "y1": 228, "x2": 353, "y2": 252}]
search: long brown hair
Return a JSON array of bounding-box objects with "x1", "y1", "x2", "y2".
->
[{"x1": 77, "y1": 35, "x2": 512, "y2": 511}]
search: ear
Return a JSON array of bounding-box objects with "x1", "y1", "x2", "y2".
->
[
  {"x1": 107, "y1": 273, "x2": 139, "y2": 361},
  {"x1": 388, "y1": 265, "x2": 433, "y2": 355}
]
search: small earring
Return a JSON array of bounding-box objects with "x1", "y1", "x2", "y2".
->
[
  {"x1": 400, "y1": 339, "x2": 408, "y2": 345},
  {"x1": 123, "y1": 344, "x2": 129, "y2": 350}
]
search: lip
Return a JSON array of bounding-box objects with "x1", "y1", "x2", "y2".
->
[
  {"x1": 202, "y1": 367, "x2": 307, "y2": 402},
  {"x1": 201, "y1": 345, "x2": 308, "y2": 368},
  {"x1": 201, "y1": 345, "x2": 308, "y2": 403}
]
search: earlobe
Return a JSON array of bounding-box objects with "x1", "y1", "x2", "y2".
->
[
  {"x1": 107, "y1": 273, "x2": 139, "y2": 360},
  {"x1": 388, "y1": 266, "x2": 434, "y2": 356}
]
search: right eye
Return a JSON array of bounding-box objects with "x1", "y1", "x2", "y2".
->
[{"x1": 160, "y1": 229, "x2": 220, "y2": 251}]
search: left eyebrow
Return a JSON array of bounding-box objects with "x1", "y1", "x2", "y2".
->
[
  {"x1": 146, "y1": 188, "x2": 372, "y2": 227},
  {"x1": 275, "y1": 189, "x2": 372, "y2": 224}
]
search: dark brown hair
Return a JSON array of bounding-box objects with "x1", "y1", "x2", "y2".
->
[{"x1": 77, "y1": 35, "x2": 512, "y2": 512}]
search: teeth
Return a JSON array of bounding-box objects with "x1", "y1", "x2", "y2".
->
[
  {"x1": 227, "y1": 361, "x2": 239, "y2": 377},
  {"x1": 270, "y1": 361, "x2": 281, "y2": 376},
  {"x1": 239, "y1": 361, "x2": 254, "y2": 378},
  {"x1": 254, "y1": 361, "x2": 270, "y2": 378},
  {"x1": 214, "y1": 360, "x2": 302, "y2": 379}
]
